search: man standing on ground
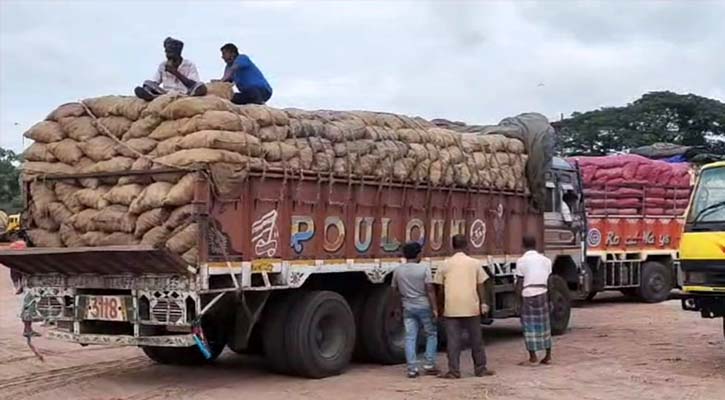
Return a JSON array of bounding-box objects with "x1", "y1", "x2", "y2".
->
[
  {"x1": 515, "y1": 234, "x2": 553, "y2": 365},
  {"x1": 434, "y1": 234, "x2": 495, "y2": 379},
  {"x1": 219, "y1": 43, "x2": 273, "y2": 105},
  {"x1": 135, "y1": 37, "x2": 207, "y2": 101},
  {"x1": 391, "y1": 242, "x2": 439, "y2": 378}
]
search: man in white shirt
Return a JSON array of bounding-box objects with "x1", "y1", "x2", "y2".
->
[
  {"x1": 135, "y1": 37, "x2": 206, "y2": 101},
  {"x1": 515, "y1": 234, "x2": 553, "y2": 365}
]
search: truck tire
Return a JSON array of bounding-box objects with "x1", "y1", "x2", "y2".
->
[
  {"x1": 548, "y1": 275, "x2": 571, "y2": 336},
  {"x1": 360, "y1": 285, "x2": 406, "y2": 365},
  {"x1": 284, "y1": 291, "x2": 356, "y2": 378},
  {"x1": 141, "y1": 319, "x2": 226, "y2": 365},
  {"x1": 262, "y1": 292, "x2": 302, "y2": 374},
  {"x1": 349, "y1": 289, "x2": 370, "y2": 361},
  {"x1": 638, "y1": 261, "x2": 672, "y2": 303}
]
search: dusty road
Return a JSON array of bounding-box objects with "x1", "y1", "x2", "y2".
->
[{"x1": 1, "y1": 269, "x2": 723, "y2": 400}]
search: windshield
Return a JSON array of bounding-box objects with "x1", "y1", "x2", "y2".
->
[{"x1": 688, "y1": 166, "x2": 725, "y2": 223}]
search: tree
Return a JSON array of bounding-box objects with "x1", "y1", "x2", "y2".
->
[
  {"x1": 0, "y1": 147, "x2": 22, "y2": 213},
  {"x1": 556, "y1": 91, "x2": 725, "y2": 156}
]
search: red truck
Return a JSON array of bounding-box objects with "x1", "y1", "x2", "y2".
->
[{"x1": 0, "y1": 166, "x2": 577, "y2": 378}]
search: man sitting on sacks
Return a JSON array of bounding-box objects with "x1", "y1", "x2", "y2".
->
[
  {"x1": 134, "y1": 37, "x2": 207, "y2": 101},
  {"x1": 217, "y1": 43, "x2": 273, "y2": 105}
]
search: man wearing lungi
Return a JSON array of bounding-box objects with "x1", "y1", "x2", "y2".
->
[{"x1": 515, "y1": 234, "x2": 553, "y2": 365}]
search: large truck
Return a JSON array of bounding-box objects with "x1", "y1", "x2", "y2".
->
[
  {"x1": 0, "y1": 164, "x2": 579, "y2": 378},
  {"x1": 543, "y1": 156, "x2": 691, "y2": 303},
  {"x1": 680, "y1": 161, "x2": 725, "y2": 336}
]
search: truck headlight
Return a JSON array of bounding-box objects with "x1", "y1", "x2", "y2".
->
[{"x1": 685, "y1": 272, "x2": 707, "y2": 285}]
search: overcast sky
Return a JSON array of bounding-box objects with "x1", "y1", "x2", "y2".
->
[{"x1": 1, "y1": 0, "x2": 724, "y2": 153}]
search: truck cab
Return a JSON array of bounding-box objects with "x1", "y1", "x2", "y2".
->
[{"x1": 681, "y1": 161, "x2": 725, "y2": 334}]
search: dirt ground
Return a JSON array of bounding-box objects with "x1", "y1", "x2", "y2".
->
[{"x1": 0, "y1": 270, "x2": 723, "y2": 400}]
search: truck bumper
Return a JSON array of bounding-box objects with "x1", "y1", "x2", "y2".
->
[
  {"x1": 48, "y1": 329, "x2": 196, "y2": 347},
  {"x1": 681, "y1": 293, "x2": 725, "y2": 318}
]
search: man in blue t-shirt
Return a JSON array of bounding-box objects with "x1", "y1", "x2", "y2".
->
[{"x1": 219, "y1": 43, "x2": 273, "y2": 105}]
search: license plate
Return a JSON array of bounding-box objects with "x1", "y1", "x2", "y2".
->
[{"x1": 85, "y1": 296, "x2": 127, "y2": 321}]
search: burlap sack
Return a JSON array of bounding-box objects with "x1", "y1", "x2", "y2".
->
[
  {"x1": 289, "y1": 119, "x2": 326, "y2": 138},
  {"x1": 22, "y1": 162, "x2": 74, "y2": 178},
  {"x1": 75, "y1": 187, "x2": 110, "y2": 209},
  {"x1": 135, "y1": 208, "x2": 170, "y2": 238},
  {"x1": 153, "y1": 136, "x2": 183, "y2": 157},
  {"x1": 141, "y1": 93, "x2": 184, "y2": 117},
  {"x1": 82, "y1": 231, "x2": 138, "y2": 247},
  {"x1": 181, "y1": 247, "x2": 199, "y2": 264},
  {"x1": 160, "y1": 96, "x2": 232, "y2": 120},
  {"x1": 104, "y1": 184, "x2": 143, "y2": 206},
  {"x1": 141, "y1": 226, "x2": 171, "y2": 247},
  {"x1": 71, "y1": 209, "x2": 100, "y2": 231},
  {"x1": 24, "y1": 121, "x2": 65, "y2": 143},
  {"x1": 164, "y1": 174, "x2": 196, "y2": 206},
  {"x1": 149, "y1": 118, "x2": 190, "y2": 141},
  {"x1": 263, "y1": 142, "x2": 298, "y2": 162},
  {"x1": 54, "y1": 182, "x2": 83, "y2": 213},
  {"x1": 47, "y1": 103, "x2": 85, "y2": 121},
  {"x1": 239, "y1": 105, "x2": 289, "y2": 127},
  {"x1": 24, "y1": 143, "x2": 57, "y2": 162},
  {"x1": 204, "y1": 81, "x2": 234, "y2": 100},
  {"x1": 116, "y1": 138, "x2": 158, "y2": 158},
  {"x1": 84, "y1": 96, "x2": 147, "y2": 121},
  {"x1": 166, "y1": 223, "x2": 198, "y2": 254},
  {"x1": 118, "y1": 158, "x2": 155, "y2": 185},
  {"x1": 258, "y1": 125, "x2": 289, "y2": 142},
  {"x1": 165, "y1": 204, "x2": 194, "y2": 230},
  {"x1": 129, "y1": 181, "x2": 174, "y2": 214},
  {"x1": 181, "y1": 110, "x2": 257, "y2": 134},
  {"x1": 48, "y1": 139, "x2": 84, "y2": 164},
  {"x1": 96, "y1": 116, "x2": 132, "y2": 138},
  {"x1": 60, "y1": 116, "x2": 98, "y2": 141},
  {"x1": 154, "y1": 148, "x2": 248, "y2": 168},
  {"x1": 59, "y1": 224, "x2": 84, "y2": 247},
  {"x1": 123, "y1": 115, "x2": 163, "y2": 140},
  {"x1": 81, "y1": 157, "x2": 134, "y2": 174},
  {"x1": 93, "y1": 205, "x2": 137, "y2": 233},
  {"x1": 78, "y1": 136, "x2": 117, "y2": 161},
  {"x1": 28, "y1": 229, "x2": 62, "y2": 247},
  {"x1": 176, "y1": 130, "x2": 263, "y2": 157},
  {"x1": 47, "y1": 202, "x2": 73, "y2": 225},
  {"x1": 30, "y1": 181, "x2": 56, "y2": 205}
]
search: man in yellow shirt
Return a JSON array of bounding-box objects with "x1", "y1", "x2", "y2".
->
[{"x1": 434, "y1": 234, "x2": 495, "y2": 379}]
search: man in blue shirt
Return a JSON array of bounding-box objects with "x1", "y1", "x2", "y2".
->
[{"x1": 219, "y1": 43, "x2": 273, "y2": 105}]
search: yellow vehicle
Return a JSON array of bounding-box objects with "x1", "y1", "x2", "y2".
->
[
  {"x1": 680, "y1": 161, "x2": 725, "y2": 336},
  {"x1": 0, "y1": 211, "x2": 22, "y2": 242}
]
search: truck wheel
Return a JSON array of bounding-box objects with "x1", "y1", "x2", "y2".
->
[
  {"x1": 349, "y1": 289, "x2": 370, "y2": 361},
  {"x1": 548, "y1": 275, "x2": 571, "y2": 336},
  {"x1": 262, "y1": 292, "x2": 302, "y2": 374},
  {"x1": 141, "y1": 320, "x2": 226, "y2": 365},
  {"x1": 285, "y1": 291, "x2": 356, "y2": 378},
  {"x1": 638, "y1": 261, "x2": 672, "y2": 303},
  {"x1": 360, "y1": 285, "x2": 406, "y2": 365}
]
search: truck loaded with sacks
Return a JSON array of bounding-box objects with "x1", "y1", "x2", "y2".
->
[{"x1": 0, "y1": 93, "x2": 579, "y2": 378}]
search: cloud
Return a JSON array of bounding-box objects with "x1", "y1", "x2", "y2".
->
[{"x1": 1, "y1": 0, "x2": 724, "y2": 153}]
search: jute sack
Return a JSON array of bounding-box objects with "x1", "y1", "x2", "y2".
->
[
  {"x1": 79, "y1": 136, "x2": 117, "y2": 161},
  {"x1": 24, "y1": 143, "x2": 57, "y2": 162},
  {"x1": 93, "y1": 205, "x2": 137, "y2": 233},
  {"x1": 166, "y1": 223, "x2": 198, "y2": 254},
  {"x1": 28, "y1": 229, "x2": 62, "y2": 247},
  {"x1": 81, "y1": 157, "x2": 135, "y2": 174},
  {"x1": 54, "y1": 182, "x2": 83, "y2": 213},
  {"x1": 71, "y1": 209, "x2": 99, "y2": 232},
  {"x1": 24, "y1": 121, "x2": 65, "y2": 143},
  {"x1": 180, "y1": 110, "x2": 257, "y2": 134},
  {"x1": 123, "y1": 115, "x2": 163, "y2": 140},
  {"x1": 164, "y1": 174, "x2": 196, "y2": 206},
  {"x1": 181, "y1": 248, "x2": 198, "y2": 264},
  {"x1": 135, "y1": 208, "x2": 170, "y2": 238},
  {"x1": 104, "y1": 184, "x2": 144, "y2": 206},
  {"x1": 48, "y1": 139, "x2": 84, "y2": 164},
  {"x1": 176, "y1": 130, "x2": 263, "y2": 157},
  {"x1": 96, "y1": 116, "x2": 132, "y2": 138},
  {"x1": 154, "y1": 148, "x2": 248, "y2": 168},
  {"x1": 160, "y1": 96, "x2": 232, "y2": 120},
  {"x1": 59, "y1": 224, "x2": 84, "y2": 247},
  {"x1": 60, "y1": 116, "x2": 98, "y2": 141},
  {"x1": 82, "y1": 231, "x2": 138, "y2": 247},
  {"x1": 46, "y1": 103, "x2": 85, "y2": 121},
  {"x1": 47, "y1": 202, "x2": 73, "y2": 226},
  {"x1": 84, "y1": 96, "x2": 147, "y2": 120},
  {"x1": 204, "y1": 81, "x2": 234, "y2": 100},
  {"x1": 165, "y1": 204, "x2": 194, "y2": 231},
  {"x1": 74, "y1": 187, "x2": 110, "y2": 209},
  {"x1": 129, "y1": 182, "x2": 174, "y2": 214},
  {"x1": 22, "y1": 162, "x2": 74, "y2": 178},
  {"x1": 115, "y1": 138, "x2": 158, "y2": 158},
  {"x1": 149, "y1": 119, "x2": 191, "y2": 141},
  {"x1": 141, "y1": 226, "x2": 172, "y2": 247}
]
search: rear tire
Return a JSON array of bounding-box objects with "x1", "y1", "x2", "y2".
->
[
  {"x1": 262, "y1": 292, "x2": 302, "y2": 374},
  {"x1": 141, "y1": 318, "x2": 226, "y2": 365},
  {"x1": 548, "y1": 275, "x2": 571, "y2": 336},
  {"x1": 285, "y1": 291, "x2": 356, "y2": 378},
  {"x1": 360, "y1": 285, "x2": 406, "y2": 365},
  {"x1": 638, "y1": 261, "x2": 672, "y2": 303}
]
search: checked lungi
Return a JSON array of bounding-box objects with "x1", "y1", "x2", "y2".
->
[{"x1": 520, "y1": 292, "x2": 552, "y2": 352}]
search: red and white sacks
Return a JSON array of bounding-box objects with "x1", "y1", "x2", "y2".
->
[{"x1": 569, "y1": 155, "x2": 693, "y2": 216}]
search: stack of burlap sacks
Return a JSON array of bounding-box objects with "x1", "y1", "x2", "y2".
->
[{"x1": 22, "y1": 89, "x2": 528, "y2": 263}]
